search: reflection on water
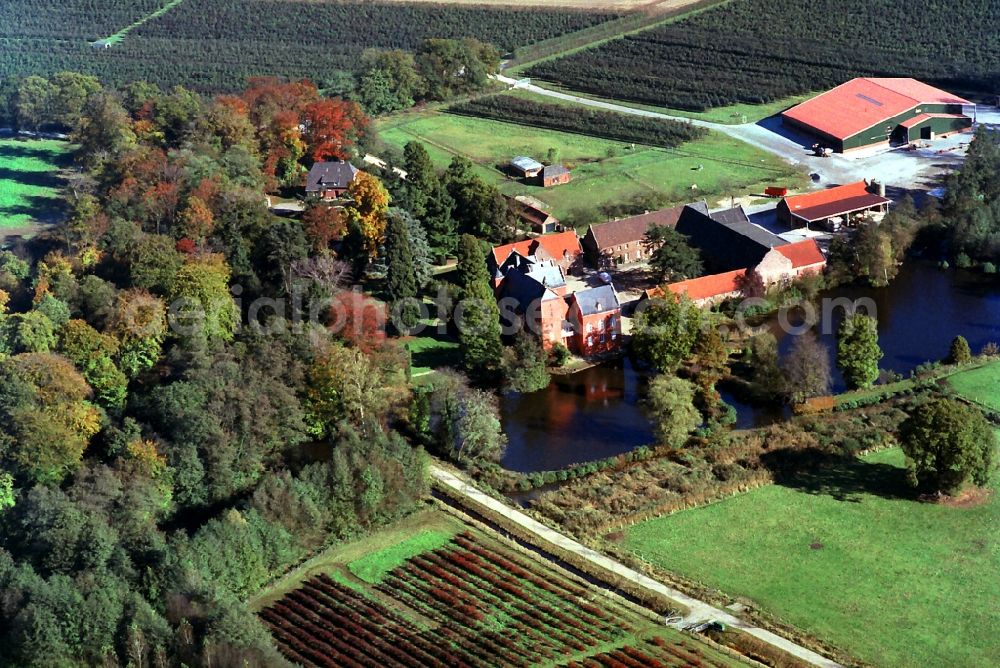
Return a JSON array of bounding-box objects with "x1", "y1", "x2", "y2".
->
[
  {"x1": 500, "y1": 358, "x2": 654, "y2": 473},
  {"x1": 770, "y1": 263, "x2": 1000, "y2": 393},
  {"x1": 499, "y1": 263, "x2": 1000, "y2": 472}
]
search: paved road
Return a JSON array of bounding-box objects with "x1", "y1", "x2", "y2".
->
[
  {"x1": 495, "y1": 74, "x2": 972, "y2": 191},
  {"x1": 431, "y1": 464, "x2": 843, "y2": 668}
]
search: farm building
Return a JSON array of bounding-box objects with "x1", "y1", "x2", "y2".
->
[
  {"x1": 510, "y1": 156, "x2": 544, "y2": 178},
  {"x1": 781, "y1": 78, "x2": 973, "y2": 152},
  {"x1": 777, "y1": 181, "x2": 891, "y2": 230},
  {"x1": 582, "y1": 203, "x2": 692, "y2": 267},
  {"x1": 540, "y1": 164, "x2": 571, "y2": 188},
  {"x1": 506, "y1": 196, "x2": 561, "y2": 234},
  {"x1": 676, "y1": 204, "x2": 786, "y2": 273},
  {"x1": 305, "y1": 160, "x2": 359, "y2": 199}
]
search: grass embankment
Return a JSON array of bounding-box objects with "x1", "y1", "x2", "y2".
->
[
  {"x1": 946, "y1": 360, "x2": 1000, "y2": 411},
  {"x1": 347, "y1": 529, "x2": 454, "y2": 583},
  {"x1": 624, "y1": 447, "x2": 1000, "y2": 668},
  {"x1": 0, "y1": 138, "x2": 70, "y2": 230},
  {"x1": 377, "y1": 110, "x2": 802, "y2": 223}
]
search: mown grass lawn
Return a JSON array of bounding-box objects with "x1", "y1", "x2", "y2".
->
[
  {"x1": 946, "y1": 360, "x2": 1000, "y2": 411},
  {"x1": 624, "y1": 448, "x2": 1000, "y2": 668},
  {"x1": 376, "y1": 111, "x2": 802, "y2": 223},
  {"x1": 0, "y1": 138, "x2": 70, "y2": 229}
]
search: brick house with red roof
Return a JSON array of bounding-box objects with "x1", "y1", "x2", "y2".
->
[
  {"x1": 490, "y1": 231, "x2": 582, "y2": 280},
  {"x1": 782, "y1": 78, "x2": 973, "y2": 153},
  {"x1": 755, "y1": 239, "x2": 827, "y2": 284},
  {"x1": 777, "y1": 182, "x2": 891, "y2": 230}
]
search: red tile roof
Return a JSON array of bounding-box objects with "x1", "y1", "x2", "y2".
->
[
  {"x1": 783, "y1": 182, "x2": 891, "y2": 223},
  {"x1": 898, "y1": 112, "x2": 968, "y2": 129},
  {"x1": 775, "y1": 239, "x2": 825, "y2": 269},
  {"x1": 491, "y1": 231, "x2": 581, "y2": 265},
  {"x1": 782, "y1": 78, "x2": 971, "y2": 141},
  {"x1": 666, "y1": 269, "x2": 745, "y2": 302}
]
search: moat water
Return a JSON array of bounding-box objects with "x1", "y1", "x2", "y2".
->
[{"x1": 500, "y1": 263, "x2": 1000, "y2": 472}]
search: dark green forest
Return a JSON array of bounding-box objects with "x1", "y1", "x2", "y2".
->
[
  {"x1": 0, "y1": 0, "x2": 618, "y2": 92},
  {"x1": 528, "y1": 0, "x2": 1000, "y2": 111}
]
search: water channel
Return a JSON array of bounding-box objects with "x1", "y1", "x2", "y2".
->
[{"x1": 500, "y1": 263, "x2": 1000, "y2": 472}]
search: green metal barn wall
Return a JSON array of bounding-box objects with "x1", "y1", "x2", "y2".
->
[
  {"x1": 905, "y1": 115, "x2": 970, "y2": 142},
  {"x1": 842, "y1": 103, "x2": 969, "y2": 151}
]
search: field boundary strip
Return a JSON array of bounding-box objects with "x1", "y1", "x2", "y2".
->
[{"x1": 93, "y1": 0, "x2": 187, "y2": 47}]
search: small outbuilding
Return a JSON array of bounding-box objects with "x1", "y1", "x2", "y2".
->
[
  {"x1": 510, "y1": 156, "x2": 544, "y2": 179},
  {"x1": 540, "y1": 164, "x2": 571, "y2": 188}
]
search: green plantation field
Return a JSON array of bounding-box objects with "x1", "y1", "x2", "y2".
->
[
  {"x1": 251, "y1": 508, "x2": 744, "y2": 668},
  {"x1": 378, "y1": 110, "x2": 801, "y2": 224},
  {"x1": 0, "y1": 138, "x2": 70, "y2": 229},
  {"x1": 0, "y1": 0, "x2": 620, "y2": 91},
  {"x1": 527, "y1": 0, "x2": 1000, "y2": 111},
  {"x1": 625, "y1": 448, "x2": 1000, "y2": 668},
  {"x1": 946, "y1": 360, "x2": 1000, "y2": 411}
]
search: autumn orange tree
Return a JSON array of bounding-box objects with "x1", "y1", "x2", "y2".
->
[{"x1": 344, "y1": 171, "x2": 390, "y2": 256}]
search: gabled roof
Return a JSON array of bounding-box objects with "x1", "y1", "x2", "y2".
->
[
  {"x1": 775, "y1": 239, "x2": 826, "y2": 268},
  {"x1": 511, "y1": 156, "x2": 543, "y2": 172},
  {"x1": 490, "y1": 231, "x2": 581, "y2": 267},
  {"x1": 586, "y1": 203, "x2": 693, "y2": 250},
  {"x1": 498, "y1": 264, "x2": 564, "y2": 314},
  {"x1": 667, "y1": 270, "x2": 745, "y2": 302},
  {"x1": 572, "y1": 285, "x2": 619, "y2": 316},
  {"x1": 782, "y1": 78, "x2": 972, "y2": 141},
  {"x1": 782, "y1": 182, "x2": 891, "y2": 223},
  {"x1": 898, "y1": 112, "x2": 968, "y2": 129},
  {"x1": 541, "y1": 164, "x2": 570, "y2": 178},
  {"x1": 677, "y1": 203, "x2": 784, "y2": 272},
  {"x1": 305, "y1": 161, "x2": 358, "y2": 192},
  {"x1": 505, "y1": 196, "x2": 557, "y2": 228}
]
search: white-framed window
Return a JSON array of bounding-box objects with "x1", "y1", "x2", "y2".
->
[
  {"x1": 587, "y1": 335, "x2": 593, "y2": 347},
  {"x1": 600, "y1": 333, "x2": 606, "y2": 344},
  {"x1": 585, "y1": 323, "x2": 592, "y2": 334},
  {"x1": 597, "y1": 320, "x2": 605, "y2": 331}
]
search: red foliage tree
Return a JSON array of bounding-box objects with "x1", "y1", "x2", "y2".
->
[
  {"x1": 302, "y1": 98, "x2": 368, "y2": 163},
  {"x1": 329, "y1": 291, "x2": 386, "y2": 353},
  {"x1": 301, "y1": 203, "x2": 346, "y2": 252}
]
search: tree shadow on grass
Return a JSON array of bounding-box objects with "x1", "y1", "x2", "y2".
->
[
  {"x1": 761, "y1": 448, "x2": 913, "y2": 503},
  {"x1": 406, "y1": 331, "x2": 461, "y2": 371}
]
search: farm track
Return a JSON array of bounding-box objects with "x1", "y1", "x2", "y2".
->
[{"x1": 430, "y1": 464, "x2": 844, "y2": 668}]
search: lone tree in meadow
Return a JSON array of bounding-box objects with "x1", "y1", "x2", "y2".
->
[
  {"x1": 837, "y1": 313, "x2": 882, "y2": 390},
  {"x1": 899, "y1": 398, "x2": 995, "y2": 495},
  {"x1": 948, "y1": 335, "x2": 972, "y2": 365}
]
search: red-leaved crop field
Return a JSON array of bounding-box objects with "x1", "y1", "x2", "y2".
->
[{"x1": 260, "y1": 530, "x2": 741, "y2": 667}]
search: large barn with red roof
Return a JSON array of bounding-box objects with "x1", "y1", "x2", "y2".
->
[{"x1": 781, "y1": 78, "x2": 973, "y2": 153}]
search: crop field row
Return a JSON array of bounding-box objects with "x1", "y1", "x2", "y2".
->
[
  {"x1": 0, "y1": 0, "x2": 619, "y2": 91},
  {"x1": 527, "y1": 0, "x2": 1000, "y2": 111},
  {"x1": 260, "y1": 530, "x2": 741, "y2": 667}
]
